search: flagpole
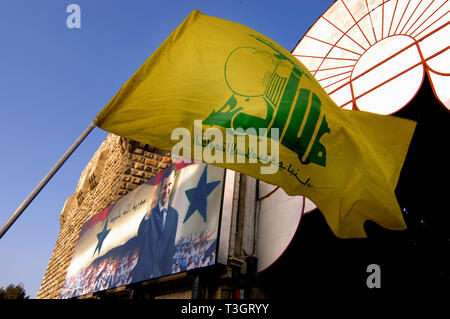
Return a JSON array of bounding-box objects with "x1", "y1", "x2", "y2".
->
[{"x1": 0, "y1": 120, "x2": 97, "y2": 240}]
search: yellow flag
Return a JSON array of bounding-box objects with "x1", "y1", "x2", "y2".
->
[{"x1": 96, "y1": 10, "x2": 416, "y2": 238}]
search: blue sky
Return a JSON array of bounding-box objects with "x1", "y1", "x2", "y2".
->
[{"x1": 0, "y1": 0, "x2": 334, "y2": 298}]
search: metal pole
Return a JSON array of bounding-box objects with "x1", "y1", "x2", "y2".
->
[
  {"x1": 0, "y1": 120, "x2": 97, "y2": 239},
  {"x1": 191, "y1": 274, "x2": 200, "y2": 299}
]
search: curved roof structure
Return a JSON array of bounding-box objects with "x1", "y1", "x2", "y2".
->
[{"x1": 292, "y1": 0, "x2": 449, "y2": 114}]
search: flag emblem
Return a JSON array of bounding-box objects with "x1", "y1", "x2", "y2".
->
[{"x1": 204, "y1": 35, "x2": 330, "y2": 167}]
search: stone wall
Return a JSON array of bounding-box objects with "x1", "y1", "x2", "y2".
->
[{"x1": 36, "y1": 134, "x2": 171, "y2": 299}]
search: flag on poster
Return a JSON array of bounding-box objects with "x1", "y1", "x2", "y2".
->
[{"x1": 95, "y1": 10, "x2": 416, "y2": 238}]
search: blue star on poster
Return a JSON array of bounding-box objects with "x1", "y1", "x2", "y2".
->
[
  {"x1": 93, "y1": 219, "x2": 110, "y2": 256},
  {"x1": 183, "y1": 167, "x2": 221, "y2": 223}
]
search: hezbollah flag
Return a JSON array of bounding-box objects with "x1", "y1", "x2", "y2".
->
[{"x1": 95, "y1": 10, "x2": 416, "y2": 238}]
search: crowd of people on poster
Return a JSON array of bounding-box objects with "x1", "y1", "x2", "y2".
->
[{"x1": 60, "y1": 233, "x2": 217, "y2": 299}]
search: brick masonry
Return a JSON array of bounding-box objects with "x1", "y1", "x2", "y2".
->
[{"x1": 36, "y1": 134, "x2": 171, "y2": 299}]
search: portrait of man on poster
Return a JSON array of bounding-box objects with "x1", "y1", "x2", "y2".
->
[{"x1": 131, "y1": 166, "x2": 179, "y2": 281}]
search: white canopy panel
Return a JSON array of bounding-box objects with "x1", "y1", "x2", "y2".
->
[{"x1": 293, "y1": 0, "x2": 450, "y2": 113}]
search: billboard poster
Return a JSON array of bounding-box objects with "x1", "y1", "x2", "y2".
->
[{"x1": 60, "y1": 162, "x2": 226, "y2": 299}]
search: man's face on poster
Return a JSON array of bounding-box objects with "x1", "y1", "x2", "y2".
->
[{"x1": 160, "y1": 172, "x2": 175, "y2": 206}]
